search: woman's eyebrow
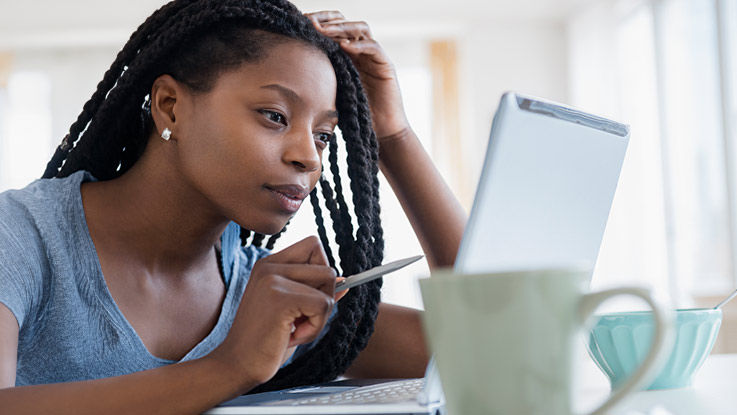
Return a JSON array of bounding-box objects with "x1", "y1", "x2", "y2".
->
[
  {"x1": 260, "y1": 84, "x2": 302, "y2": 104},
  {"x1": 321, "y1": 110, "x2": 339, "y2": 120}
]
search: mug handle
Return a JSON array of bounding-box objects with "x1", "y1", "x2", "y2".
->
[{"x1": 577, "y1": 287, "x2": 675, "y2": 415}]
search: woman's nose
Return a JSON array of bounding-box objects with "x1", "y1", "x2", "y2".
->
[{"x1": 283, "y1": 129, "x2": 321, "y2": 172}]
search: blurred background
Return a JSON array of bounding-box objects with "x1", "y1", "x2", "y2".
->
[{"x1": 0, "y1": 0, "x2": 736, "y2": 351}]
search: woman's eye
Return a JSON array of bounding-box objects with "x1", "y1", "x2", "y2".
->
[
  {"x1": 259, "y1": 110, "x2": 287, "y2": 126},
  {"x1": 314, "y1": 132, "x2": 334, "y2": 145}
]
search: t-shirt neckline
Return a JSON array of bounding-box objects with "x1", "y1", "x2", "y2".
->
[{"x1": 69, "y1": 171, "x2": 239, "y2": 364}]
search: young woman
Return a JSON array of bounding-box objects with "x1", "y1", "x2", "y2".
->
[{"x1": 0, "y1": 0, "x2": 466, "y2": 413}]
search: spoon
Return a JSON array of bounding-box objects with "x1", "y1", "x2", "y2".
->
[{"x1": 714, "y1": 288, "x2": 737, "y2": 309}]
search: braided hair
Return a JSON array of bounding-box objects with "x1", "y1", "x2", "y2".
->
[{"x1": 42, "y1": 0, "x2": 384, "y2": 393}]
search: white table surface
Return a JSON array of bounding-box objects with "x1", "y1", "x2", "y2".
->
[{"x1": 573, "y1": 352, "x2": 737, "y2": 415}]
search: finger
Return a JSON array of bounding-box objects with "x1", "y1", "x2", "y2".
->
[
  {"x1": 320, "y1": 21, "x2": 372, "y2": 41},
  {"x1": 261, "y1": 235, "x2": 329, "y2": 266},
  {"x1": 290, "y1": 313, "x2": 328, "y2": 347},
  {"x1": 334, "y1": 289, "x2": 349, "y2": 302},
  {"x1": 275, "y1": 278, "x2": 335, "y2": 346},
  {"x1": 305, "y1": 10, "x2": 346, "y2": 27},
  {"x1": 259, "y1": 263, "x2": 337, "y2": 297},
  {"x1": 334, "y1": 277, "x2": 349, "y2": 302},
  {"x1": 338, "y1": 39, "x2": 389, "y2": 64}
]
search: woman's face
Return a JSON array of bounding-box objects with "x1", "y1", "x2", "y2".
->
[{"x1": 170, "y1": 39, "x2": 338, "y2": 235}]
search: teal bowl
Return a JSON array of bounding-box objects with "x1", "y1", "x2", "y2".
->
[{"x1": 587, "y1": 308, "x2": 722, "y2": 390}]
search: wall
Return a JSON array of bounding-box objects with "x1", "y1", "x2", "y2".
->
[{"x1": 457, "y1": 20, "x2": 569, "y2": 208}]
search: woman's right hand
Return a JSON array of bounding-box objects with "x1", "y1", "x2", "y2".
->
[{"x1": 208, "y1": 236, "x2": 340, "y2": 391}]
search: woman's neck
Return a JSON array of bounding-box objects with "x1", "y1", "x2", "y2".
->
[{"x1": 80, "y1": 144, "x2": 230, "y2": 278}]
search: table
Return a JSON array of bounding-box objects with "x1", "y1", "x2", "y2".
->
[{"x1": 573, "y1": 353, "x2": 737, "y2": 415}]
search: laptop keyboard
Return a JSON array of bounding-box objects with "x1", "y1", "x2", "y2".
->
[{"x1": 267, "y1": 378, "x2": 426, "y2": 406}]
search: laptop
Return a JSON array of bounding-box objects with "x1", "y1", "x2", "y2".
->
[
  {"x1": 455, "y1": 92, "x2": 629, "y2": 273},
  {"x1": 205, "y1": 92, "x2": 629, "y2": 415}
]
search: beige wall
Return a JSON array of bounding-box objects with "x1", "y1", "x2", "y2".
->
[{"x1": 457, "y1": 20, "x2": 569, "y2": 208}]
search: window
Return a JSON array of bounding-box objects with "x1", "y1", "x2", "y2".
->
[
  {"x1": 655, "y1": 0, "x2": 731, "y2": 296},
  {"x1": 0, "y1": 71, "x2": 52, "y2": 191},
  {"x1": 569, "y1": 0, "x2": 737, "y2": 308}
]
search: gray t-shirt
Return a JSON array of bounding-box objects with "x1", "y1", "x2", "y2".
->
[{"x1": 0, "y1": 171, "x2": 319, "y2": 386}]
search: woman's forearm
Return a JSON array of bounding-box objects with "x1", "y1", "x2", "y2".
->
[
  {"x1": 344, "y1": 303, "x2": 429, "y2": 378},
  {"x1": 378, "y1": 128, "x2": 467, "y2": 268},
  {"x1": 0, "y1": 355, "x2": 254, "y2": 415}
]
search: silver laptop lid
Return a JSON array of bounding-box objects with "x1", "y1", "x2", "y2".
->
[{"x1": 455, "y1": 92, "x2": 629, "y2": 274}]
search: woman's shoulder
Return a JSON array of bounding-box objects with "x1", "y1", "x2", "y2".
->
[
  {"x1": 0, "y1": 172, "x2": 84, "y2": 261},
  {"x1": 0, "y1": 174, "x2": 85, "y2": 330},
  {"x1": 0, "y1": 172, "x2": 87, "y2": 218}
]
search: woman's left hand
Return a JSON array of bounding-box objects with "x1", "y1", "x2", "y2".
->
[{"x1": 306, "y1": 11, "x2": 411, "y2": 142}]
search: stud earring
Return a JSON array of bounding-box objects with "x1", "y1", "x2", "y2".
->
[{"x1": 161, "y1": 128, "x2": 172, "y2": 141}]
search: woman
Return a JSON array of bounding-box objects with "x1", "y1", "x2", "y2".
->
[{"x1": 0, "y1": 0, "x2": 466, "y2": 413}]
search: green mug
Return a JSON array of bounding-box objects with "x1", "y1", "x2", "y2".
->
[{"x1": 420, "y1": 267, "x2": 674, "y2": 415}]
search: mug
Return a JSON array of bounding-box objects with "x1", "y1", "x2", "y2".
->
[{"x1": 419, "y1": 267, "x2": 674, "y2": 415}]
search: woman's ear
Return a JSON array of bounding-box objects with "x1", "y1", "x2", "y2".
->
[{"x1": 150, "y1": 74, "x2": 182, "y2": 139}]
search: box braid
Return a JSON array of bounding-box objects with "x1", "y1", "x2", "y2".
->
[{"x1": 41, "y1": 0, "x2": 384, "y2": 393}]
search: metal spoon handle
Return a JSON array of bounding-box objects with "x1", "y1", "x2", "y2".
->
[{"x1": 715, "y1": 288, "x2": 737, "y2": 309}]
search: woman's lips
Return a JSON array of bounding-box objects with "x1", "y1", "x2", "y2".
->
[{"x1": 265, "y1": 184, "x2": 308, "y2": 214}]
